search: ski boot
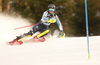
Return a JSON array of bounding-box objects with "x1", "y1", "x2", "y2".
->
[
  {"x1": 8, "y1": 37, "x2": 23, "y2": 45},
  {"x1": 8, "y1": 38, "x2": 18, "y2": 45}
]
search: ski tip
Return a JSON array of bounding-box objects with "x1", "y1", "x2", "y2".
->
[{"x1": 6, "y1": 42, "x2": 14, "y2": 45}]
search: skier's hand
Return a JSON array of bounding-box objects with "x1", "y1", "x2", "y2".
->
[
  {"x1": 47, "y1": 18, "x2": 56, "y2": 23},
  {"x1": 60, "y1": 31, "x2": 65, "y2": 38}
]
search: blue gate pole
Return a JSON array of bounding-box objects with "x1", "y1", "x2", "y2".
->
[{"x1": 85, "y1": 0, "x2": 90, "y2": 59}]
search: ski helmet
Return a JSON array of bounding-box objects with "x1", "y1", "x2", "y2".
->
[{"x1": 48, "y1": 4, "x2": 55, "y2": 9}]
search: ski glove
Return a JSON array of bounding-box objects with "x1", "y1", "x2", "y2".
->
[
  {"x1": 60, "y1": 31, "x2": 65, "y2": 38},
  {"x1": 47, "y1": 18, "x2": 56, "y2": 23}
]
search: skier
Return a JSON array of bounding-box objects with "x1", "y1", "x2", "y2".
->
[{"x1": 9, "y1": 4, "x2": 65, "y2": 45}]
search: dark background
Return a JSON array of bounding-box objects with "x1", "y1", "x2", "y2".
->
[{"x1": 0, "y1": 0, "x2": 100, "y2": 36}]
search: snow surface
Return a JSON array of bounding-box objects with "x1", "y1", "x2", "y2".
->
[{"x1": 0, "y1": 14, "x2": 100, "y2": 65}]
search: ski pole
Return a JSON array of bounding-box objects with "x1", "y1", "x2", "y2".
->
[{"x1": 14, "y1": 23, "x2": 38, "y2": 30}]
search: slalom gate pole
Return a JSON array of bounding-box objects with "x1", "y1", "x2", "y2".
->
[
  {"x1": 14, "y1": 23, "x2": 38, "y2": 30},
  {"x1": 85, "y1": 0, "x2": 90, "y2": 59}
]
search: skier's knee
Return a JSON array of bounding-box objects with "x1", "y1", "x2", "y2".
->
[
  {"x1": 37, "y1": 30, "x2": 50, "y2": 38},
  {"x1": 26, "y1": 30, "x2": 33, "y2": 36}
]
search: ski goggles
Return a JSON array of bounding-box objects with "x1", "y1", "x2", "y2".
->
[{"x1": 49, "y1": 8, "x2": 55, "y2": 12}]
